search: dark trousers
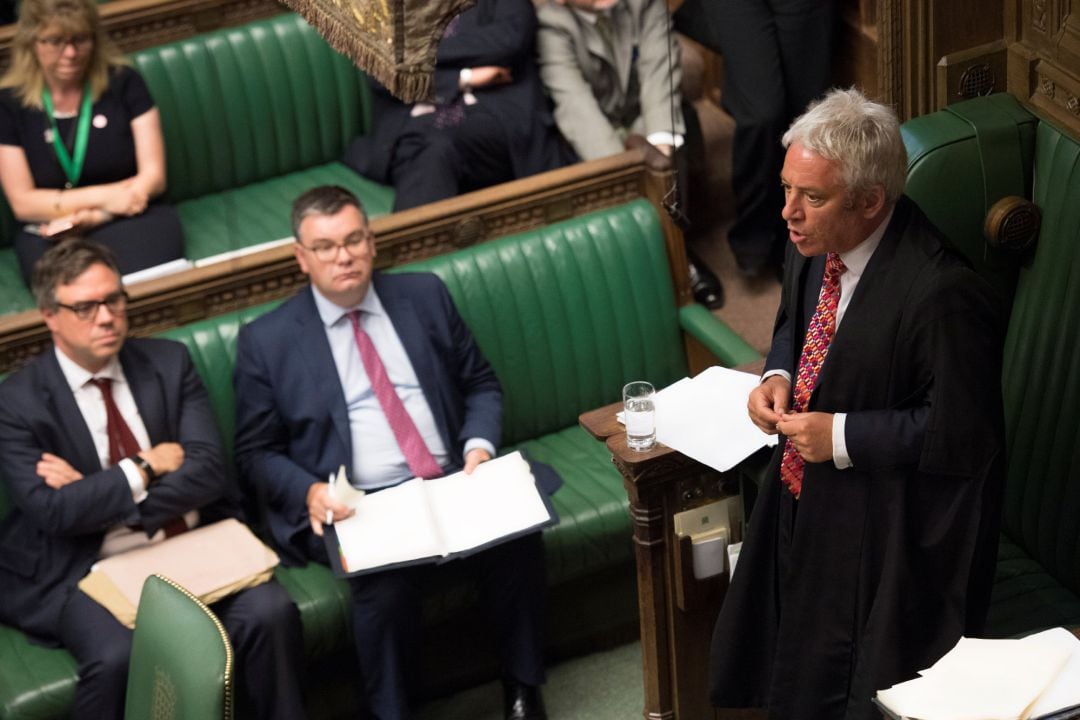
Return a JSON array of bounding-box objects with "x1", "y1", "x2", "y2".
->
[
  {"x1": 14, "y1": 201, "x2": 185, "y2": 285},
  {"x1": 59, "y1": 580, "x2": 307, "y2": 720},
  {"x1": 705, "y1": 0, "x2": 835, "y2": 273},
  {"x1": 330, "y1": 532, "x2": 547, "y2": 720},
  {"x1": 389, "y1": 106, "x2": 515, "y2": 212}
]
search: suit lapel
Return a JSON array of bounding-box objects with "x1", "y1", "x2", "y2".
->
[
  {"x1": 294, "y1": 288, "x2": 352, "y2": 457},
  {"x1": 39, "y1": 349, "x2": 103, "y2": 473},
  {"x1": 120, "y1": 343, "x2": 168, "y2": 446}
]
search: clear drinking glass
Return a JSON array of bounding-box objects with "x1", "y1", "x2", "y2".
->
[{"x1": 623, "y1": 381, "x2": 656, "y2": 451}]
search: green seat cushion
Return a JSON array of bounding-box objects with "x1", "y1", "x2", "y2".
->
[
  {"x1": 273, "y1": 563, "x2": 353, "y2": 659},
  {"x1": 986, "y1": 534, "x2": 1080, "y2": 638},
  {"x1": 0, "y1": 624, "x2": 76, "y2": 720},
  {"x1": 0, "y1": 248, "x2": 33, "y2": 317},
  {"x1": 178, "y1": 162, "x2": 394, "y2": 261}
]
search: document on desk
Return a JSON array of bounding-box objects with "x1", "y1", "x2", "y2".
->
[
  {"x1": 874, "y1": 627, "x2": 1080, "y2": 720},
  {"x1": 653, "y1": 366, "x2": 778, "y2": 472},
  {"x1": 324, "y1": 451, "x2": 557, "y2": 578}
]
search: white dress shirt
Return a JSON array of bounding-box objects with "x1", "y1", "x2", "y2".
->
[
  {"x1": 766, "y1": 208, "x2": 894, "y2": 468},
  {"x1": 312, "y1": 285, "x2": 494, "y2": 490},
  {"x1": 54, "y1": 348, "x2": 198, "y2": 557}
]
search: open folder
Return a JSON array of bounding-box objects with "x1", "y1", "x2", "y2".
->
[{"x1": 323, "y1": 451, "x2": 558, "y2": 578}]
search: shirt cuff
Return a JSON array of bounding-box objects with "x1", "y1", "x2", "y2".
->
[
  {"x1": 832, "y1": 413, "x2": 852, "y2": 469},
  {"x1": 118, "y1": 458, "x2": 149, "y2": 503},
  {"x1": 762, "y1": 369, "x2": 792, "y2": 384},
  {"x1": 646, "y1": 131, "x2": 684, "y2": 150},
  {"x1": 463, "y1": 438, "x2": 496, "y2": 462}
]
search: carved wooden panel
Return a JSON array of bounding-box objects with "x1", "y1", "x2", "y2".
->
[
  {"x1": 1007, "y1": 0, "x2": 1080, "y2": 138},
  {"x1": 0, "y1": 0, "x2": 287, "y2": 69},
  {"x1": 0, "y1": 151, "x2": 681, "y2": 376}
]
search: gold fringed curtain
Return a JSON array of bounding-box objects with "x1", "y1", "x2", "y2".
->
[{"x1": 281, "y1": 0, "x2": 477, "y2": 103}]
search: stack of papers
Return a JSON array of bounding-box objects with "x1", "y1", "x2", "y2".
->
[
  {"x1": 875, "y1": 628, "x2": 1080, "y2": 719},
  {"x1": 619, "y1": 366, "x2": 778, "y2": 472}
]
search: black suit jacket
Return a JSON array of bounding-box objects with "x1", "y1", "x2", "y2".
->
[
  {"x1": 0, "y1": 338, "x2": 234, "y2": 640},
  {"x1": 710, "y1": 197, "x2": 1007, "y2": 718},
  {"x1": 344, "y1": 0, "x2": 570, "y2": 185}
]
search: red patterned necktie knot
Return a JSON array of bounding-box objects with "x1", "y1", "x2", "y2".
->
[
  {"x1": 779, "y1": 252, "x2": 846, "y2": 498},
  {"x1": 348, "y1": 310, "x2": 443, "y2": 480}
]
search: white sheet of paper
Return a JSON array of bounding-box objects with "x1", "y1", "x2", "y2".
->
[
  {"x1": 1021, "y1": 628, "x2": 1080, "y2": 717},
  {"x1": 875, "y1": 633, "x2": 1073, "y2": 720},
  {"x1": 329, "y1": 452, "x2": 549, "y2": 574},
  {"x1": 424, "y1": 452, "x2": 551, "y2": 555},
  {"x1": 332, "y1": 479, "x2": 443, "y2": 572},
  {"x1": 654, "y1": 366, "x2": 778, "y2": 472}
]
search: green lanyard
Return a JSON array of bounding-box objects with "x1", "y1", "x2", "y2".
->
[{"x1": 41, "y1": 82, "x2": 92, "y2": 189}]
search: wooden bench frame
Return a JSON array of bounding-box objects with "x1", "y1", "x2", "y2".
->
[{"x1": 0, "y1": 150, "x2": 693, "y2": 376}]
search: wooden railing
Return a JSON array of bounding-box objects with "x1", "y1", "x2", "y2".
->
[{"x1": 0, "y1": 150, "x2": 689, "y2": 376}]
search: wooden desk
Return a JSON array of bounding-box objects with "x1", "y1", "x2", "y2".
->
[{"x1": 580, "y1": 402, "x2": 740, "y2": 720}]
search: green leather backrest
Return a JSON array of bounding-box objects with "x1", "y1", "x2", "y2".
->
[
  {"x1": 124, "y1": 575, "x2": 233, "y2": 720},
  {"x1": 902, "y1": 93, "x2": 1037, "y2": 306},
  {"x1": 999, "y1": 121, "x2": 1080, "y2": 597},
  {"x1": 0, "y1": 201, "x2": 687, "y2": 522},
  {"x1": 131, "y1": 13, "x2": 372, "y2": 203},
  {"x1": 397, "y1": 199, "x2": 688, "y2": 445}
]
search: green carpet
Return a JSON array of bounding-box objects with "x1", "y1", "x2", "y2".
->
[{"x1": 417, "y1": 641, "x2": 644, "y2": 720}]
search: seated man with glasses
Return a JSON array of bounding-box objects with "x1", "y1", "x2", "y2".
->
[
  {"x1": 234, "y1": 185, "x2": 559, "y2": 720},
  {"x1": 0, "y1": 238, "x2": 308, "y2": 720}
]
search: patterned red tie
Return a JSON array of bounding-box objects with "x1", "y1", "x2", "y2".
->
[
  {"x1": 90, "y1": 377, "x2": 188, "y2": 537},
  {"x1": 348, "y1": 311, "x2": 444, "y2": 479},
  {"x1": 780, "y1": 252, "x2": 847, "y2": 498}
]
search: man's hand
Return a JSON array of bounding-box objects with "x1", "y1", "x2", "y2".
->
[
  {"x1": 463, "y1": 448, "x2": 492, "y2": 475},
  {"x1": 140, "y1": 442, "x2": 184, "y2": 478},
  {"x1": 37, "y1": 453, "x2": 83, "y2": 489},
  {"x1": 748, "y1": 375, "x2": 791, "y2": 435},
  {"x1": 776, "y1": 412, "x2": 834, "y2": 463},
  {"x1": 468, "y1": 66, "x2": 512, "y2": 88},
  {"x1": 306, "y1": 482, "x2": 353, "y2": 537}
]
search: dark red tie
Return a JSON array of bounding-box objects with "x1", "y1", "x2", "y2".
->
[
  {"x1": 779, "y1": 252, "x2": 847, "y2": 498},
  {"x1": 89, "y1": 377, "x2": 187, "y2": 537},
  {"x1": 348, "y1": 311, "x2": 444, "y2": 479},
  {"x1": 89, "y1": 377, "x2": 141, "y2": 465}
]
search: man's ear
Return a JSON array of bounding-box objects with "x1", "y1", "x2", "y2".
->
[
  {"x1": 861, "y1": 184, "x2": 886, "y2": 218},
  {"x1": 42, "y1": 308, "x2": 59, "y2": 333},
  {"x1": 293, "y1": 242, "x2": 310, "y2": 275}
]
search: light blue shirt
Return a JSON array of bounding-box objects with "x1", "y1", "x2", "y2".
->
[{"x1": 311, "y1": 285, "x2": 493, "y2": 489}]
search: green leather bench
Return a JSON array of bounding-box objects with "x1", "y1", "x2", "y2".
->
[
  {"x1": 901, "y1": 94, "x2": 1080, "y2": 637},
  {"x1": 0, "y1": 199, "x2": 758, "y2": 719},
  {"x1": 0, "y1": 12, "x2": 394, "y2": 316}
]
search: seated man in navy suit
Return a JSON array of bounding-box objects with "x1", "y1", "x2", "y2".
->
[
  {"x1": 233, "y1": 185, "x2": 553, "y2": 720},
  {"x1": 0, "y1": 238, "x2": 307, "y2": 720}
]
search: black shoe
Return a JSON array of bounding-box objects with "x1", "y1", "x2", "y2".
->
[
  {"x1": 503, "y1": 680, "x2": 547, "y2": 720},
  {"x1": 688, "y1": 259, "x2": 725, "y2": 310}
]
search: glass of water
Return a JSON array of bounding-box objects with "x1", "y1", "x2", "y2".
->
[{"x1": 623, "y1": 381, "x2": 656, "y2": 451}]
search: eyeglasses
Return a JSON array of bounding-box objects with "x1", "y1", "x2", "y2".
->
[
  {"x1": 36, "y1": 33, "x2": 93, "y2": 51},
  {"x1": 55, "y1": 291, "x2": 129, "y2": 321},
  {"x1": 298, "y1": 231, "x2": 373, "y2": 263}
]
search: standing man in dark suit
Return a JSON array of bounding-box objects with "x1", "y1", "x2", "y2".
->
[
  {"x1": 342, "y1": 0, "x2": 572, "y2": 212},
  {"x1": 234, "y1": 185, "x2": 552, "y2": 720},
  {"x1": 0, "y1": 239, "x2": 307, "y2": 720},
  {"x1": 708, "y1": 89, "x2": 1006, "y2": 718}
]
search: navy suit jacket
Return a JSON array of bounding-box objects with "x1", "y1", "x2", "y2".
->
[
  {"x1": 234, "y1": 272, "x2": 512, "y2": 565},
  {"x1": 0, "y1": 338, "x2": 233, "y2": 641}
]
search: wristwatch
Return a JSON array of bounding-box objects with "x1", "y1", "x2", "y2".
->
[{"x1": 130, "y1": 455, "x2": 157, "y2": 484}]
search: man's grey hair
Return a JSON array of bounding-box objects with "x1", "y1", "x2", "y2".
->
[
  {"x1": 31, "y1": 237, "x2": 120, "y2": 311},
  {"x1": 290, "y1": 185, "x2": 369, "y2": 241},
  {"x1": 782, "y1": 87, "x2": 908, "y2": 205}
]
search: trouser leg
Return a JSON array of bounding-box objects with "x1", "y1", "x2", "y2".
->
[{"x1": 58, "y1": 589, "x2": 133, "y2": 720}]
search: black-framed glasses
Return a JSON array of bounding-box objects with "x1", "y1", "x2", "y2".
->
[
  {"x1": 36, "y1": 33, "x2": 93, "y2": 51},
  {"x1": 297, "y1": 231, "x2": 373, "y2": 263},
  {"x1": 56, "y1": 291, "x2": 129, "y2": 321}
]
